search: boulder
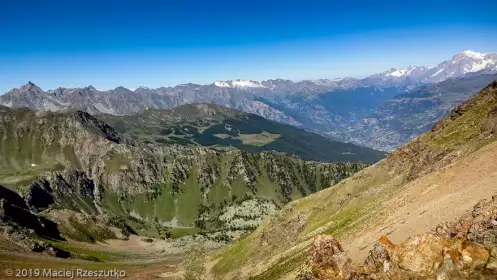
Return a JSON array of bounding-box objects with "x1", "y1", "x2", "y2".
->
[
  {"x1": 384, "y1": 234, "x2": 445, "y2": 275},
  {"x1": 309, "y1": 235, "x2": 353, "y2": 280}
]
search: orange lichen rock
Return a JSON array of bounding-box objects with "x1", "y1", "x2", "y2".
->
[{"x1": 379, "y1": 235, "x2": 395, "y2": 251}]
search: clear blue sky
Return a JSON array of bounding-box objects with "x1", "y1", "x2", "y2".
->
[{"x1": 1, "y1": 0, "x2": 496, "y2": 93}]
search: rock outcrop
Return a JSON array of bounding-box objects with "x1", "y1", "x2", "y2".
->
[{"x1": 297, "y1": 196, "x2": 497, "y2": 280}]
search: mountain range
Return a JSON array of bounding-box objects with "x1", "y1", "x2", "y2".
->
[{"x1": 2, "y1": 50, "x2": 496, "y2": 151}]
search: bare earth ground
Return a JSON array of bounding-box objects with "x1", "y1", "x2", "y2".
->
[
  {"x1": 0, "y1": 231, "x2": 223, "y2": 279},
  {"x1": 0, "y1": 250, "x2": 181, "y2": 280},
  {"x1": 343, "y1": 139, "x2": 497, "y2": 262}
]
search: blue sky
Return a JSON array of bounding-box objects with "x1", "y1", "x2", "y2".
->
[{"x1": 0, "y1": 0, "x2": 496, "y2": 93}]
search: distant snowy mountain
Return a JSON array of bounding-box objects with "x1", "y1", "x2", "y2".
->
[
  {"x1": 1, "y1": 50, "x2": 496, "y2": 151},
  {"x1": 423, "y1": 50, "x2": 497, "y2": 82},
  {"x1": 382, "y1": 65, "x2": 429, "y2": 78},
  {"x1": 214, "y1": 79, "x2": 265, "y2": 88},
  {"x1": 368, "y1": 50, "x2": 497, "y2": 84}
]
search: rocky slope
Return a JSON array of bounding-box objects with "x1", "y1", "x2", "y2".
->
[
  {"x1": 101, "y1": 103, "x2": 385, "y2": 163},
  {"x1": 298, "y1": 196, "x2": 497, "y2": 279},
  {"x1": 0, "y1": 105, "x2": 368, "y2": 252},
  {"x1": 208, "y1": 80, "x2": 497, "y2": 279},
  {"x1": 2, "y1": 51, "x2": 496, "y2": 152}
]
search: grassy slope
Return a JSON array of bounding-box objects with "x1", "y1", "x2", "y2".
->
[
  {"x1": 101, "y1": 104, "x2": 386, "y2": 163},
  {"x1": 0, "y1": 109, "x2": 74, "y2": 188},
  {"x1": 210, "y1": 80, "x2": 497, "y2": 279},
  {"x1": 0, "y1": 105, "x2": 369, "y2": 246}
]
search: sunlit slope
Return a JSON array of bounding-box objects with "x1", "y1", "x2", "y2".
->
[{"x1": 210, "y1": 80, "x2": 497, "y2": 279}]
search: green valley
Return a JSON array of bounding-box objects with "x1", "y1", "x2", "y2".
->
[{"x1": 101, "y1": 103, "x2": 386, "y2": 163}]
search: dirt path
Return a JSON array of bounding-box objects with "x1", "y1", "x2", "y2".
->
[{"x1": 342, "y1": 140, "x2": 497, "y2": 262}]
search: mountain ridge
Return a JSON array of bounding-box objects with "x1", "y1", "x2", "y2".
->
[{"x1": 2, "y1": 50, "x2": 495, "y2": 100}]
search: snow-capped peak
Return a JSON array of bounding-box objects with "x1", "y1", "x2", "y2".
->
[
  {"x1": 214, "y1": 80, "x2": 265, "y2": 88},
  {"x1": 232, "y1": 79, "x2": 264, "y2": 88},
  {"x1": 386, "y1": 68, "x2": 407, "y2": 77},
  {"x1": 383, "y1": 65, "x2": 426, "y2": 78},
  {"x1": 214, "y1": 81, "x2": 231, "y2": 88},
  {"x1": 459, "y1": 50, "x2": 485, "y2": 59}
]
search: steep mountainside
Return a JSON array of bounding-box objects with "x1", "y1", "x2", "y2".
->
[
  {"x1": 209, "y1": 80, "x2": 497, "y2": 279},
  {"x1": 0, "y1": 105, "x2": 367, "y2": 251},
  {"x1": 1, "y1": 51, "x2": 495, "y2": 152},
  {"x1": 343, "y1": 73, "x2": 497, "y2": 151},
  {"x1": 101, "y1": 103, "x2": 385, "y2": 163}
]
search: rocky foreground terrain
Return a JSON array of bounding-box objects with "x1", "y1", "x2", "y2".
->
[{"x1": 298, "y1": 196, "x2": 497, "y2": 279}]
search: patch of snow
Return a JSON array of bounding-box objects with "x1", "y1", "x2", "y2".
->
[
  {"x1": 468, "y1": 59, "x2": 495, "y2": 72},
  {"x1": 386, "y1": 66, "x2": 424, "y2": 77},
  {"x1": 387, "y1": 68, "x2": 407, "y2": 77},
  {"x1": 214, "y1": 80, "x2": 265, "y2": 88},
  {"x1": 461, "y1": 50, "x2": 484, "y2": 59},
  {"x1": 431, "y1": 69, "x2": 444, "y2": 77},
  {"x1": 232, "y1": 80, "x2": 264, "y2": 88},
  {"x1": 214, "y1": 81, "x2": 231, "y2": 87}
]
